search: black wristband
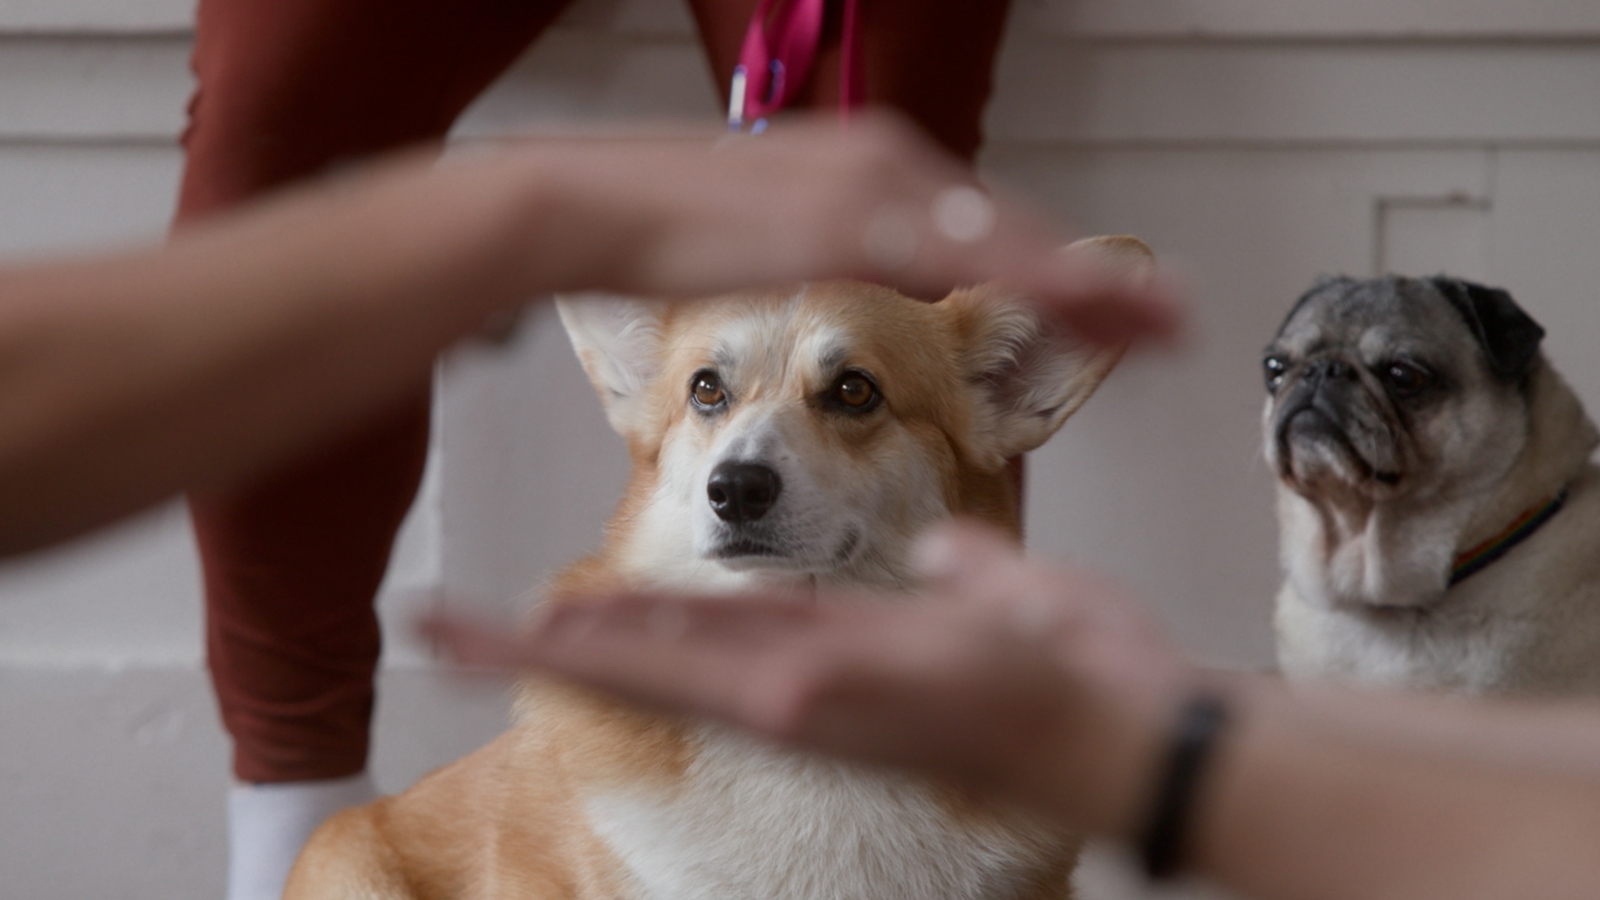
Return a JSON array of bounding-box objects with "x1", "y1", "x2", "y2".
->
[{"x1": 1137, "y1": 692, "x2": 1229, "y2": 881}]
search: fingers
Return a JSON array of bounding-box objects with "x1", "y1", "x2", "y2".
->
[
  {"x1": 417, "y1": 593, "x2": 854, "y2": 730},
  {"x1": 911, "y1": 519, "x2": 1117, "y2": 638},
  {"x1": 912, "y1": 519, "x2": 1027, "y2": 599},
  {"x1": 1000, "y1": 244, "x2": 1185, "y2": 348},
  {"x1": 497, "y1": 113, "x2": 1184, "y2": 352},
  {"x1": 420, "y1": 607, "x2": 769, "y2": 721},
  {"x1": 420, "y1": 592, "x2": 819, "y2": 667},
  {"x1": 1036, "y1": 272, "x2": 1186, "y2": 350},
  {"x1": 819, "y1": 116, "x2": 1186, "y2": 349}
]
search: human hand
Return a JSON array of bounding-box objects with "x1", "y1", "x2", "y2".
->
[
  {"x1": 0, "y1": 114, "x2": 1177, "y2": 557},
  {"x1": 450, "y1": 113, "x2": 1182, "y2": 350},
  {"x1": 420, "y1": 521, "x2": 1193, "y2": 837}
]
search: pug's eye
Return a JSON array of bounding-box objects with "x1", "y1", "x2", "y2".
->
[
  {"x1": 1263, "y1": 356, "x2": 1289, "y2": 393},
  {"x1": 828, "y1": 371, "x2": 881, "y2": 413},
  {"x1": 1384, "y1": 361, "x2": 1431, "y2": 397},
  {"x1": 690, "y1": 370, "x2": 726, "y2": 409}
]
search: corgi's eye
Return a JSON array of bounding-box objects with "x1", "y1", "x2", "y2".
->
[
  {"x1": 836, "y1": 375, "x2": 874, "y2": 407},
  {"x1": 690, "y1": 371, "x2": 726, "y2": 409},
  {"x1": 829, "y1": 371, "x2": 881, "y2": 413}
]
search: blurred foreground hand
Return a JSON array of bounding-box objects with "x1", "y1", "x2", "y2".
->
[{"x1": 420, "y1": 521, "x2": 1187, "y2": 838}]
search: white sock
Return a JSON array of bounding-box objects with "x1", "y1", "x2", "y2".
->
[{"x1": 226, "y1": 773, "x2": 377, "y2": 900}]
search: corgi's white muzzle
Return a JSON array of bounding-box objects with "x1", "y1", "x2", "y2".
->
[
  {"x1": 696, "y1": 455, "x2": 866, "y2": 574},
  {"x1": 689, "y1": 410, "x2": 868, "y2": 574}
]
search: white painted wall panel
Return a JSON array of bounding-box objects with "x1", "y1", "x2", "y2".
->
[
  {"x1": 0, "y1": 504, "x2": 201, "y2": 667},
  {"x1": 7, "y1": 0, "x2": 1600, "y2": 39},
  {"x1": 457, "y1": 32, "x2": 718, "y2": 136},
  {"x1": 0, "y1": 668, "x2": 508, "y2": 900},
  {"x1": 0, "y1": 144, "x2": 177, "y2": 256},
  {"x1": 12, "y1": 35, "x2": 1599, "y2": 148},
  {"x1": 0, "y1": 668, "x2": 227, "y2": 900},
  {"x1": 1014, "y1": 0, "x2": 1600, "y2": 38},
  {"x1": 988, "y1": 40, "x2": 1600, "y2": 145},
  {"x1": 435, "y1": 309, "x2": 629, "y2": 610},
  {"x1": 1379, "y1": 198, "x2": 1491, "y2": 282},
  {"x1": 1486, "y1": 151, "x2": 1600, "y2": 414},
  {"x1": 0, "y1": 0, "x2": 190, "y2": 33},
  {"x1": 0, "y1": 33, "x2": 721, "y2": 143},
  {"x1": 0, "y1": 37, "x2": 190, "y2": 139},
  {"x1": 0, "y1": 0, "x2": 697, "y2": 36}
]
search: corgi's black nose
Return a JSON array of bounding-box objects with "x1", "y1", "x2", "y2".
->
[{"x1": 707, "y1": 462, "x2": 782, "y2": 523}]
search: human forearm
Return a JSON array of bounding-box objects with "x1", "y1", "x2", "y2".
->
[
  {"x1": 421, "y1": 521, "x2": 1600, "y2": 900},
  {"x1": 1183, "y1": 678, "x2": 1600, "y2": 900},
  {"x1": 0, "y1": 149, "x2": 545, "y2": 553},
  {"x1": 0, "y1": 117, "x2": 1180, "y2": 553}
]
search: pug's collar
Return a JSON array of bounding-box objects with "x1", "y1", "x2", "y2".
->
[{"x1": 1449, "y1": 488, "x2": 1570, "y2": 587}]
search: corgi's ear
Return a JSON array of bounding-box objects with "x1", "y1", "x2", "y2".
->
[
  {"x1": 948, "y1": 235, "x2": 1153, "y2": 464},
  {"x1": 1065, "y1": 234, "x2": 1157, "y2": 283},
  {"x1": 556, "y1": 294, "x2": 667, "y2": 438}
]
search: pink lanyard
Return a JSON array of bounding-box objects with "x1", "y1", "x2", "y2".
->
[{"x1": 727, "y1": 0, "x2": 864, "y2": 132}]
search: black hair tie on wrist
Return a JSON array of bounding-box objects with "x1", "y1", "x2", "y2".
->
[{"x1": 1138, "y1": 692, "x2": 1230, "y2": 881}]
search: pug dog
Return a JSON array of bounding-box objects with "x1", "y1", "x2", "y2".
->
[{"x1": 1263, "y1": 275, "x2": 1600, "y2": 695}]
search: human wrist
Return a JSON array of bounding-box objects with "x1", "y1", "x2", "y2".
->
[
  {"x1": 493, "y1": 142, "x2": 668, "y2": 297},
  {"x1": 430, "y1": 148, "x2": 581, "y2": 304},
  {"x1": 1069, "y1": 669, "x2": 1240, "y2": 847},
  {"x1": 1137, "y1": 672, "x2": 1275, "y2": 883},
  {"x1": 1135, "y1": 691, "x2": 1232, "y2": 879},
  {"x1": 246, "y1": 147, "x2": 559, "y2": 330},
  {"x1": 1017, "y1": 661, "x2": 1188, "y2": 841}
]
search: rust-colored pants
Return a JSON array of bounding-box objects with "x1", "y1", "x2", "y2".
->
[{"x1": 179, "y1": 0, "x2": 1014, "y2": 783}]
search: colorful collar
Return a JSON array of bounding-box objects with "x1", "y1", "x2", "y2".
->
[{"x1": 1448, "y1": 488, "x2": 1569, "y2": 587}]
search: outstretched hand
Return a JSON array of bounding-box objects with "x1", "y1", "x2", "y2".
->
[
  {"x1": 0, "y1": 112, "x2": 1180, "y2": 557},
  {"x1": 421, "y1": 521, "x2": 1192, "y2": 838},
  {"x1": 449, "y1": 114, "x2": 1184, "y2": 349}
]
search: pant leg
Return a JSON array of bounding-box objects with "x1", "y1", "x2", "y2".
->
[
  {"x1": 684, "y1": 0, "x2": 1014, "y2": 162},
  {"x1": 180, "y1": 0, "x2": 576, "y2": 783}
]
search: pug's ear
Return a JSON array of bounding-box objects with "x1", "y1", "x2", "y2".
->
[
  {"x1": 555, "y1": 294, "x2": 667, "y2": 438},
  {"x1": 1429, "y1": 277, "x2": 1546, "y2": 382},
  {"x1": 946, "y1": 236, "x2": 1153, "y2": 464}
]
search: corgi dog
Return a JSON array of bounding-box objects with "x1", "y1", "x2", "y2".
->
[{"x1": 283, "y1": 236, "x2": 1152, "y2": 900}]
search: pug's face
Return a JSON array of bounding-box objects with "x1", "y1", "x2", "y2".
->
[{"x1": 1262, "y1": 276, "x2": 1545, "y2": 505}]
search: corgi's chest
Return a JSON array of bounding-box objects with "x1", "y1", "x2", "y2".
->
[{"x1": 580, "y1": 726, "x2": 1066, "y2": 900}]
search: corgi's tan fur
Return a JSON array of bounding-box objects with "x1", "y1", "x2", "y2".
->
[{"x1": 284, "y1": 237, "x2": 1153, "y2": 900}]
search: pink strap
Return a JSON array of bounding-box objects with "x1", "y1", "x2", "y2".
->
[
  {"x1": 839, "y1": 0, "x2": 862, "y2": 118},
  {"x1": 729, "y1": 0, "x2": 864, "y2": 129}
]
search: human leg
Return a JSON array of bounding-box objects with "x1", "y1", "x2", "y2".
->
[{"x1": 178, "y1": 1, "x2": 573, "y2": 895}]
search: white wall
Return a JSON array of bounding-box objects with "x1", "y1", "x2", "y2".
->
[{"x1": 1, "y1": 1, "x2": 1599, "y2": 896}]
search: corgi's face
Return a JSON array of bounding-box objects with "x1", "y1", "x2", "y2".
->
[
  {"x1": 655, "y1": 288, "x2": 947, "y2": 578},
  {"x1": 557, "y1": 240, "x2": 1148, "y2": 589}
]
